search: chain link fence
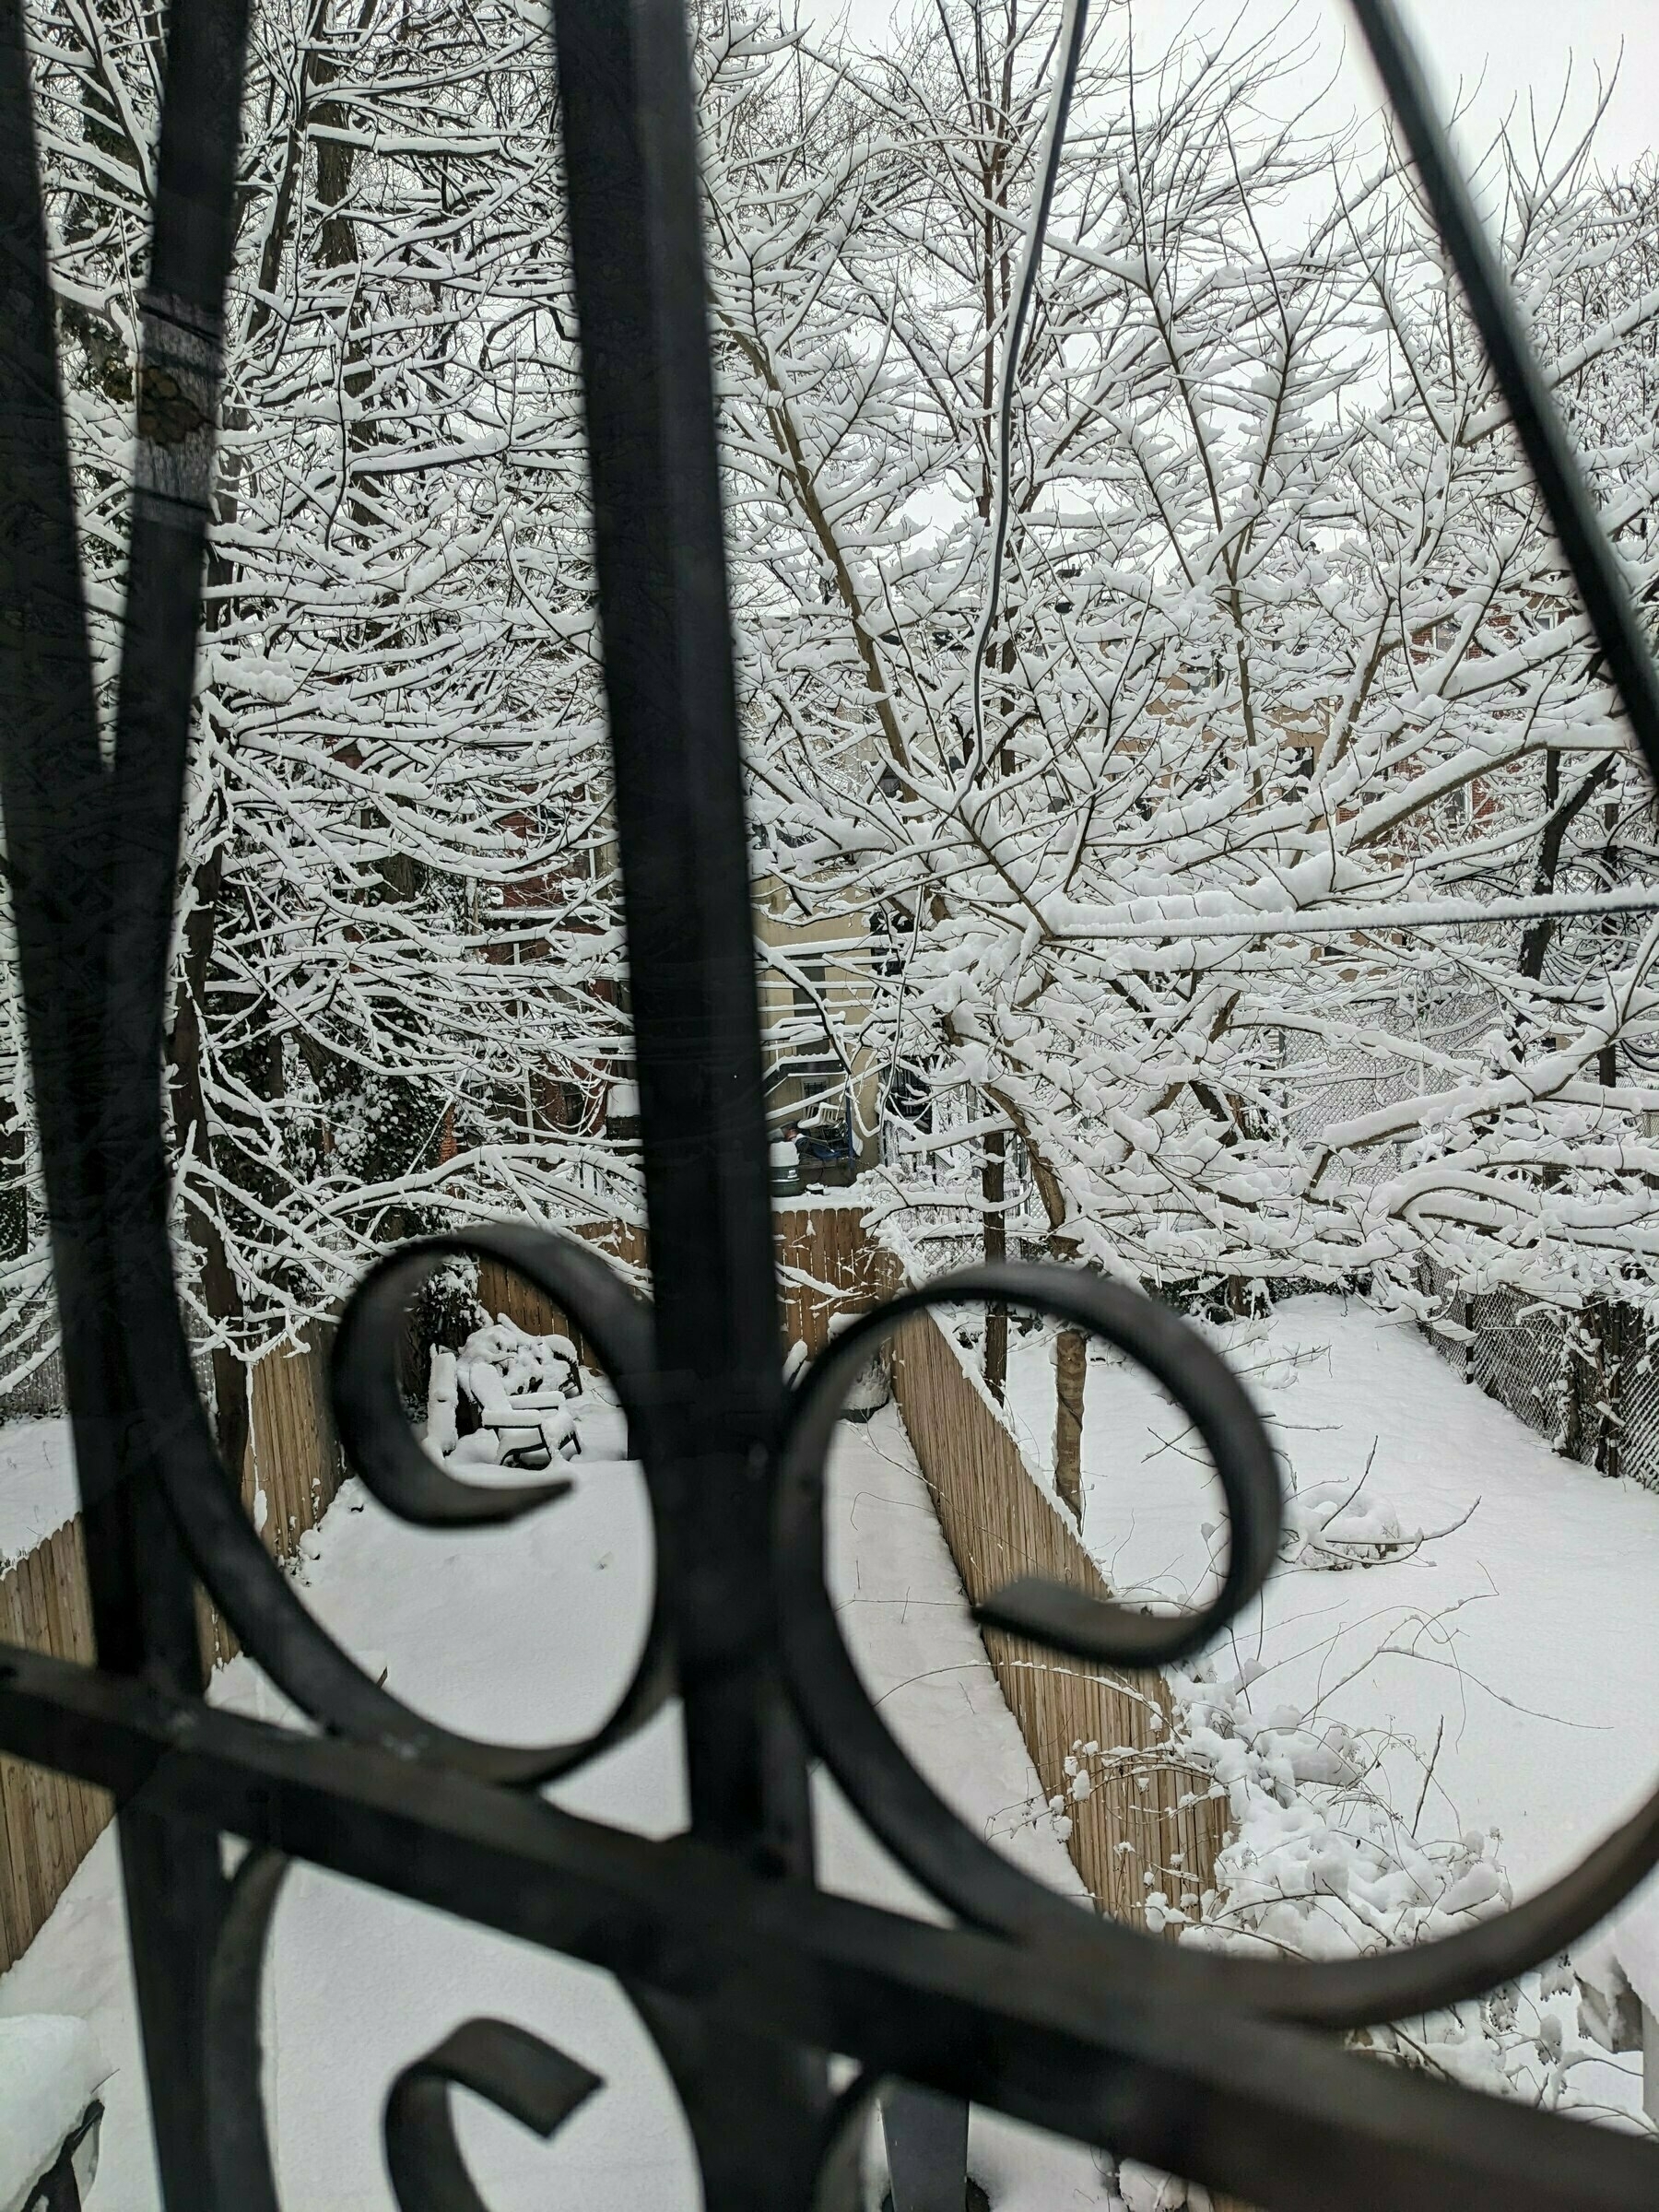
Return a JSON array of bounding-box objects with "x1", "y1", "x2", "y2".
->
[
  {"x1": 1418, "y1": 1256, "x2": 1659, "y2": 1492},
  {"x1": 1279, "y1": 985, "x2": 1659, "y2": 1495},
  {"x1": 1278, "y1": 989, "x2": 1492, "y2": 1184}
]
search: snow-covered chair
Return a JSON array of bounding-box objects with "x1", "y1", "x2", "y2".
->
[
  {"x1": 0, "y1": 2017, "x2": 107, "y2": 2212},
  {"x1": 424, "y1": 1320, "x2": 614, "y2": 1475}
]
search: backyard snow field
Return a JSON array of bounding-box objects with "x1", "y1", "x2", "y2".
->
[
  {"x1": 8, "y1": 1295, "x2": 1659, "y2": 2205},
  {"x1": 0, "y1": 1390, "x2": 1106, "y2": 2211},
  {"x1": 996, "y1": 1294, "x2": 1659, "y2": 1903}
]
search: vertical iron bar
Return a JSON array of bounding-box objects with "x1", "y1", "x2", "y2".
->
[
  {"x1": 99, "y1": 0, "x2": 253, "y2": 2186},
  {"x1": 883, "y1": 2084, "x2": 975, "y2": 2212},
  {"x1": 1348, "y1": 0, "x2": 1659, "y2": 785},
  {"x1": 549, "y1": 1, "x2": 829, "y2": 2197},
  {"x1": 0, "y1": 2, "x2": 248, "y2": 2200},
  {"x1": 548, "y1": 0, "x2": 796, "y2": 1872}
]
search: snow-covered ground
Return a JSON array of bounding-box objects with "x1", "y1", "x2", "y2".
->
[
  {"x1": 8, "y1": 1292, "x2": 1659, "y2": 2201},
  {"x1": 997, "y1": 1295, "x2": 1659, "y2": 1909},
  {"x1": 0, "y1": 1395, "x2": 1106, "y2": 2210},
  {"x1": 0, "y1": 1417, "x2": 76, "y2": 1569}
]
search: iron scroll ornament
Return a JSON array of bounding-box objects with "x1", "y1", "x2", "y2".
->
[{"x1": 2, "y1": 1, "x2": 1659, "y2": 2209}]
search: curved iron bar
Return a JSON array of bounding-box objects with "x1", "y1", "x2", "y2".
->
[
  {"x1": 126, "y1": 1206, "x2": 674, "y2": 1784},
  {"x1": 204, "y1": 1850, "x2": 287, "y2": 2212},
  {"x1": 383, "y1": 2018, "x2": 604, "y2": 2212},
  {"x1": 0, "y1": 0, "x2": 253, "y2": 2183},
  {"x1": 0, "y1": 0, "x2": 1657, "y2": 2204},
  {"x1": 809, "y1": 2077, "x2": 886, "y2": 2212},
  {"x1": 206, "y1": 1842, "x2": 830, "y2": 2212},
  {"x1": 778, "y1": 1277, "x2": 1659, "y2": 2033},
  {"x1": 787, "y1": 1265, "x2": 1285, "y2": 1671},
  {"x1": 326, "y1": 1225, "x2": 676, "y2": 1783},
  {"x1": 79, "y1": 0, "x2": 666, "y2": 1788},
  {"x1": 6, "y1": 1630, "x2": 1659, "y2": 2212}
]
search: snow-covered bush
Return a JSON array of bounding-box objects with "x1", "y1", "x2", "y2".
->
[
  {"x1": 1077, "y1": 1649, "x2": 1647, "y2": 2208},
  {"x1": 1168, "y1": 1664, "x2": 1512, "y2": 1958},
  {"x1": 1157, "y1": 1661, "x2": 1632, "y2": 2118},
  {"x1": 1111, "y1": 2161, "x2": 1214, "y2": 2212},
  {"x1": 1277, "y1": 1478, "x2": 1413, "y2": 1571}
]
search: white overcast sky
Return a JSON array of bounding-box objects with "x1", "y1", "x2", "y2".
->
[{"x1": 796, "y1": 0, "x2": 1659, "y2": 174}]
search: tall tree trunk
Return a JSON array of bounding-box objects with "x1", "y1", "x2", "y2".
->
[
  {"x1": 167, "y1": 841, "x2": 253, "y2": 1488},
  {"x1": 982, "y1": 1122, "x2": 1006, "y2": 1400},
  {"x1": 0, "y1": 1101, "x2": 24, "y2": 1263},
  {"x1": 971, "y1": 1076, "x2": 1089, "y2": 1521},
  {"x1": 1516, "y1": 753, "x2": 1616, "y2": 982},
  {"x1": 158, "y1": 6, "x2": 332, "y2": 1484},
  {"x1": 1053, "y1": 1312, "x2": 1086, "y2": 1524}
]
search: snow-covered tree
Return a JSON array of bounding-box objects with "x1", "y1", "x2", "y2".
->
[
  {"x1": 718, "y1": 4, "x2": 1659, "y2": 1502},
  {"x1": 4, "y1": 0, "x2": 637, "y2": 1458},
  {"x1": 7, "y1": 0, "x2": 1659, "y2": 1500}
]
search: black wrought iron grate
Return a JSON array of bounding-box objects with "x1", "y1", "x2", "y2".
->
[{"x1": 2, "y1": 2, "x2": 1658, "y2": 2206}]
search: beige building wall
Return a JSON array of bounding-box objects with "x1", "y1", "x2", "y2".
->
[{"x1": 753, "y1": 873, "x2": 880, "y2": 1172}]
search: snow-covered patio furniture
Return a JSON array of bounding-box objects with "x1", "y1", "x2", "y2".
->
[
  {"x1": 0, "y1": 2018, "x2": 106, "y2": 2212},
  {"x1": 424, "y1": 1321, "x2": 599, "y2": 1473}
]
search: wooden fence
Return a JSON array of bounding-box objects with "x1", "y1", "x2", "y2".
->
[
  {"x1": 774, "y1": 1197, "x2": 891, "y2": 1353},
  {"x1": 0, "y1": 1516, "x2": 103, "y2": 1972},
  {"x1": 474, "y1": 1199, "x2": 883, "y2": 1365},
  {"x1": 0, "y1": 1206, "x2": 1226, "y2": 1981},
  {"x1": 473, "y1": 1218, "x2": 647, "y2": 1369},
  {"x1": 700, "y1": 1208, "x2": 1230, "y2": 1923},
  {"x1": 885, "y1": 1306, "x2": 1227, "y2": 1924},
  {"x1": 872, "y1": 1284, "x2": 1251, "y2": 2208},
  {"x1": 0, "y1": 1322, "x2": 346, "y2": 1971},
  {"x1": 197, "y1": 1320, "x2": 348, "y2": 1673}
]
